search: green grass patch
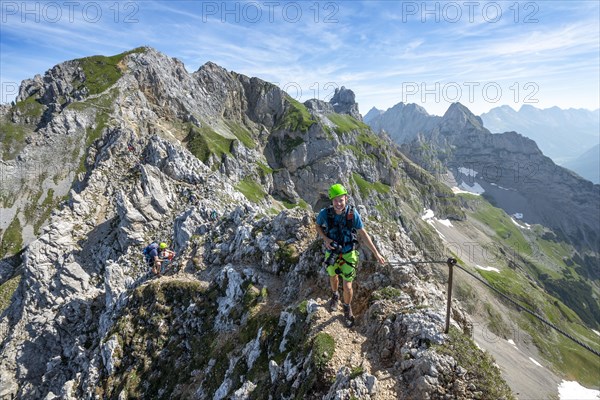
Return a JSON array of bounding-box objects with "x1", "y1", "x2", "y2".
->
[
  {"x1": 349, "y1": 365, "x2": 365, "y2": 379},
  {"x1": 542, "y1": 276, "x2": 599, "y2": 328},
  {"x1": 469, "y1": 198, "x2": 532, "y2": 255},
  {"x1": 454, "y1": 282, "x2": 478, "y2": 314},
  {"x1": 312, "y1": 332, "x2": 335, "y2": 370},
  {"x1": 0, "y1": 190, "x2": 17, "y2": 209},
  {"x1": 297, "y1": 300, "x2": 308, "y2": 315},
  {"x1": 0, "y1": 121, "x2": 28, "y2": 160},
  {"x1": 0, "y1": 274, "x2": 21, "y2": 314},
  {"x1": 68, "y1": 89, "x2": 117, "y2": 174},
  {"x1": 535, "y1": 237, "x2": 572, "y2": 268},
  {"x1": 23, "y1": 190, "x2": 44, "y2": 223},
  {"x1": 372, "y1": 286, "x2": 404, "y2": 301},
  {"x1": 243, "y1": 284, "x2": 262, "y2": 309},
  {"x1": 257, "y1": 161, "x2": 273, "y2": 177},
  {"x1": 352, "y1": 172, "x2": 391, "y2": 198},
  {"x1": 277, "y1": 97, "x2": 316, "y2": 133},
  {"x1": 0, "y1": 214, "x2": 23, "y2": 258},
  {"x1": 471, "y1": 194, "x2": 599, "y2": 328},
  {"x1": 235, "y1": 177, "x2": 267, "y2": 203},
  {"x1": 434, "y1": 327, "x2": 515, "y2": 399},
  {"x1": 33, "y1": 189, "x2": 58, "y2": 235},
  {"x1": 478, "y1": 268, "x2": 540, "y2": 311},
  {"x1": 14, "y1": 95, "x2": 44, "y2": 119},
  {"x1": 390, "y1": 155, "x2": 401, "y2": 169},
  {"x1": 483, "y1": 302, "x2": 512, "y2": 338},
  {"x1": 479, "y1": 265, "x2": 600, "y2": 385},
  {"x1": 77, "y1": 108, "x2": 112, "y2": 174},
  {"x1": 186, "y1": 124, "x2": 233, "y2": 163},
  {"x1": 275, "y1": 241, "x2": 299, "y2": 269},
  {"x1": 327, "y1": 113, "x2": 369, "y2": 135},
  {"x1": 357, "y1": 131, "x2": 386, "y2": 148},
  {"x1": 282, "y1": 199, "x2": 309, "y2": 210},
  {"x1": 226, "y1": 121, "x2": 256, "y2": 149},
  {"x1": 67, "y1": 88, "x2": 118, "y2": 112},
  {"x1": 103, "y1": 278, "x2": 222, "y2": 399},
  {"x1": 524, "y1": 314, "x2": 600, "y2": 387},
  {"x1": 75, "y1": 48, "x2": 145, "y2": 95}
]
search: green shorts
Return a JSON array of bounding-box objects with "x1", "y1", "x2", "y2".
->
[{"x1": 326, "y1": 250, "x2": 359, "y2": 282}]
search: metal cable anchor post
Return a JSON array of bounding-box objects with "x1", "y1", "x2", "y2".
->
[{"x1": 445, "y1": 257, "x2": 457, "y2": 334}]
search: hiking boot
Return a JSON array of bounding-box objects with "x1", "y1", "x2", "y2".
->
[
  {"x1": 343, "y1": 303, "x2": 355, "y2": 327},
  {"x1": 329, "y1": 292, "x2": 339, "y2": 312}
]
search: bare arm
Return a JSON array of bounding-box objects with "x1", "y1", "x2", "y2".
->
[{"x1": 357, "y1": 228, "x2": 385, "y2": 264}]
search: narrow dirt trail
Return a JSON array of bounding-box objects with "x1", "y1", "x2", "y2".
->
[{"x1": 309, "y1": 298, "x2": 402, "y2": 399}]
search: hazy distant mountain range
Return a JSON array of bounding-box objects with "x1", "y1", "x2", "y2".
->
[
  {"x1": 480, "y1": 105, "x2": 598, "y2": 161},
  {"x1": 564, "y1": 144, "x2": 600, "y2": 184},
  {"x1": 367, "y1": 103, "x2": 599, "y2": 184}
]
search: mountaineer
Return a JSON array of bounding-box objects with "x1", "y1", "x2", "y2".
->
[
  {"x1": 315, "y1": 183, "x2": 385, "y2": 326},
  {"x1": 160, "y1": 245, "x2": 176, "y2": 272},
  {"x1": 143, "y1": 242, "x2": 172, "y2": 276}
]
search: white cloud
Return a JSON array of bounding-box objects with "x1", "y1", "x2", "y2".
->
[{"x1": 1, "y1": 0, "x2": 598, "y2": 115}]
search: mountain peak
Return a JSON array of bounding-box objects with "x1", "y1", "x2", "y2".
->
[
  {"x1": 364, "y1": 101, "x2": 440, "y2": 143},
  {"x1": 197, "y1": 60, "x2": 229, "y2": 74},
  {"x1": 329, "y1": 86, "x2": 362, "y2": 120},
  {"x1": 440, "y1": 102, "x2": 484, "y2": 132},
  {"x1": 363, "y1": 106, "x2": 383, "y2": 124}
]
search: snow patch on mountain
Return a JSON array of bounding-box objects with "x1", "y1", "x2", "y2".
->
[{"x1": 558, "y1": 380, "x2": 600, "y2": 400}]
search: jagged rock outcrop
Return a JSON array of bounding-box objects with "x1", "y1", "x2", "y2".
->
[
  {"x1": 0, "y1": 48, "x2": 513, "y2": 400},
  {"x1": 330, "y1": 86, "x2": 362, "y2": 121}
]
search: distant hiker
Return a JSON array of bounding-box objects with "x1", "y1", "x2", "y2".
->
[
  {"x1": 160, "y1": 245, "x2": 176, "y2": 271},
  {"x1": 143, "y1": 242, "x2": 170, "y2": 276},
  {"x1": 316, "y1": 183, "x2": 385, "y2": 326}
]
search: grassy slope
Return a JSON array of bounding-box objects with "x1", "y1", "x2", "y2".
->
[{"x1": 461, "y1": 194, "x2": 600, "y2": 386}]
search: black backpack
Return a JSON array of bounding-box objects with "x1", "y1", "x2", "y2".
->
[{"x1": 325, "y1": 205, "x2": 358, "y2": 249}]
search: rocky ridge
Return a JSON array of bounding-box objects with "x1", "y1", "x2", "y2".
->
[{"x1": 0, "y1": 48, "x2": 512, "y2": 399}]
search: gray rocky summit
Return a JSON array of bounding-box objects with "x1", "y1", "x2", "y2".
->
[
  {"x1": 367, "y1": 102, "x2": 440, "y2": 143},
  {"x1": 330, "y1": 86, "x2": 362, "y2": 121}
]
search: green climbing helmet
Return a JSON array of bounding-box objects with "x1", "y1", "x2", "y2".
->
[
  {"x1": 159, "y1": 242, "x2": 168, "y2": 250},
  {"x1": 328, "y1": 183, "x2": 348, "y2": 200}
]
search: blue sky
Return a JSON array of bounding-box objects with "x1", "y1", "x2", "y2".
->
[{"x1": 1, "y1": 0, "x2": 599, "y2": 116}]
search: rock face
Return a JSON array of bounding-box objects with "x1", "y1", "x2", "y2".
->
[
  {"x1": 366, "y1": 102, "x2": 441, "y2": 143},
  {"x1": 330, "y1": 86, "x2": 362, "y2": 121},
  {"x1": 0, "y1": 48, "x2": 512, "y2": 399}
]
